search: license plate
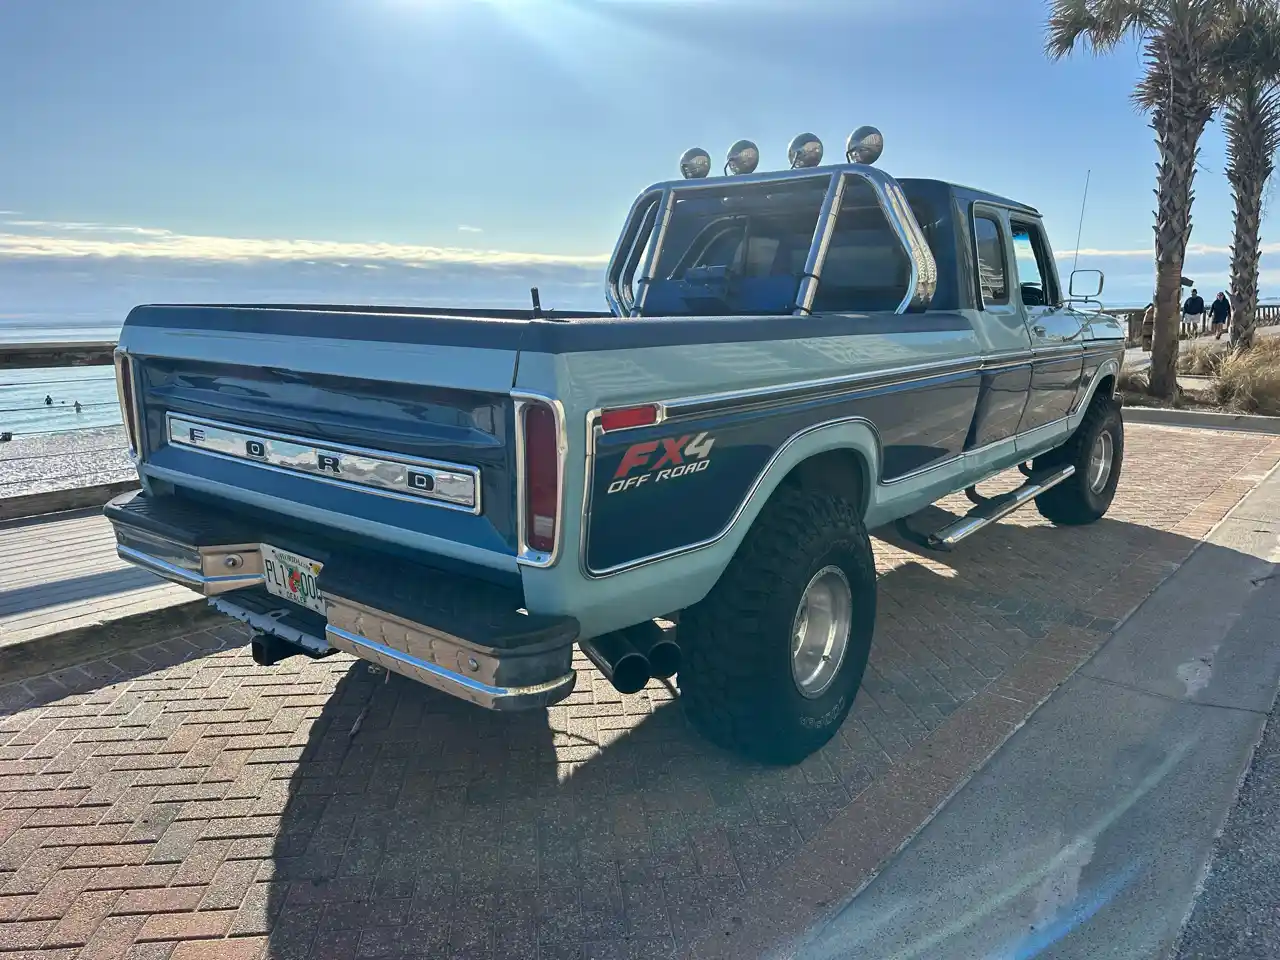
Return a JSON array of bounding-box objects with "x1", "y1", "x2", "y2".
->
[{"x1": 261, "y1": 544, "x2": 326, "y2": 615}]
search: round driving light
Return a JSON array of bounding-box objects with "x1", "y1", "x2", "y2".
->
[
  {"x1": 846, "y1": 125, "x2": 884, "y2": 165},
  {"x1": 679, "y1": 147, "x2": 711, "y2": 179},
  {"x1": 788, "y1": 133, "x2": 823, "y2": 169},
  {"x1": 725, "y1": 139, "x2": 760, "y2": 176}
]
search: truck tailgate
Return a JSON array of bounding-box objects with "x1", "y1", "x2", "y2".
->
[{"x1": 120, "y1": 305, "x2": 527, "y2": 574}]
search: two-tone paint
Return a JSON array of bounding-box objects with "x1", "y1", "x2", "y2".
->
[{"x1": 113, "y1": 173, "x2": 1124, "y2": 645}]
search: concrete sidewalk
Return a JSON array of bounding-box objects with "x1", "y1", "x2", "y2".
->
[
  {"x1": 1175, "y1": 700, "x2": 1280, "y2": 960},
  {"x1": 797, "y1": 439, "x2": 1280, "y2": 959}
]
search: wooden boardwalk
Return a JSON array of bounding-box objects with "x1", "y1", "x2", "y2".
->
[{"x1": 0, "y1": 508, "x2": 196, "y2": 648}]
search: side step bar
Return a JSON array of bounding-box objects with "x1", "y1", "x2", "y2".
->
[{"x1": 896, "y1": 465, "x2": 1076, "y2": 551}]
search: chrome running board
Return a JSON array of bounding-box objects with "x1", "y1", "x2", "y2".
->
[{"x1": 896, "y1": 465, "x2": 1076, "y2": 551}]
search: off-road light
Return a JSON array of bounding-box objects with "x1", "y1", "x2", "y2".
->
[
  {"x1": 788, "y1": 133, "x2": 823, "y2": 169},
  {"x1": 725, "y1": 139, "x2": 760, "y2": 176},
  {"x1": 679, "y1": 147, "x2": 711, "y2": 179},
  {"x1": 846, "y1": 126, "x2": 884, "y2": 165}
]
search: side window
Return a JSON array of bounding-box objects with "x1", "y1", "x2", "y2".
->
[
  {"x1": 1010, "y1": 222, "x2": 1059, "y2": 307},
  {"x1": 810, "y1": 178, "x2": 912, "y2": 314},
  {"x1": 973, "y1": 215, "x2": 1008, "y2": 306}
]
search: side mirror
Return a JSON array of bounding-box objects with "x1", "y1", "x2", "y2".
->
[{"x1": 1069, "y1": 268, "x2": 1104, "y2": 299}]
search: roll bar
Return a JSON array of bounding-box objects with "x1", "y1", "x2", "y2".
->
[{"x1": 604, "y1": 163, "x2": 937, "y2": 318}]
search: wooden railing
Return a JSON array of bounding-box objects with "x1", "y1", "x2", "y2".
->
[
  {"x1": 1101, "y1": 305, "x2": 1280, "y2": 346},
  {"x1": 0, "y1": 341, "x2": 117, "y2": 370}
]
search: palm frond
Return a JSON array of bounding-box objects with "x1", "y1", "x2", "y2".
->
[
  {"x1": 1045, "y1": 0, "x2": 1153, "y2": 58},
  {"x1": 1219, "y1": 0, "x2": 1280, "y2": 94},
  {"x1": 1225, "y1": 80, "x2": 1280, "y2": 178}
]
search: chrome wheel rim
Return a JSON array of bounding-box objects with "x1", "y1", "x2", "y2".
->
[
  {"x1": 790, "y1": 565, "x2": 853, "y2": 699},
  {"x1": 1088, "y1": 431, "x2": 1114, "y2": 494}
]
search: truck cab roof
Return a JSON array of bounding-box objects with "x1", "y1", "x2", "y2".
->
[{"x1": 897, "y1": 177, "x2": 1041, "y2": 218}]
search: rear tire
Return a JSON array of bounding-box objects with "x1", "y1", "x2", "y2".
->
[
  {"x1": 679, "y1": 485, "x2": 876, "y2": 765},
  {"x1": 1033, "y1": 395, "x2": 1124, "y2": 525}
]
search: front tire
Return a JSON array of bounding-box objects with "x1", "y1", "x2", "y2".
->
[
  {"x1": 679, "y1": 485, "x2": 876, "y2": 765},
  {"x1": 1033, "y1": 395, "x2": 1124, "y2": 525}
]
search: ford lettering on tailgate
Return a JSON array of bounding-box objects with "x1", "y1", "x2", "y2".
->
[{"x1": 166, "y1": 414, "x2": 480, "y2": 512}]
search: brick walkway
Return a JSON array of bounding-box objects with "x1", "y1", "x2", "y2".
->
[{"x1": 2, "y1": 424, "x2": 1279, "y2": 960}]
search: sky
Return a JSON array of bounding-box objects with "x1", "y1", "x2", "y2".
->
[{"x1": 0, "y1": 0, "x2": 1272, "y2": 337}]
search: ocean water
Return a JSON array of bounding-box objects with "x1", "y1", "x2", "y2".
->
[
  {"x1": 1, "y1": 316, "x2": 122, "y2": 439},
  {"x1": 1, "y1": 367, "x2": 122, "y2": 437}
]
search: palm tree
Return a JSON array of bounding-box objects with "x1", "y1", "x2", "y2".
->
[
  {"x1": 1221, "y1": 0, "x2": 1280, "y2": 349},
  {"x1": 1046, "y1": 0, "x2": 1238, "y2": 398}
]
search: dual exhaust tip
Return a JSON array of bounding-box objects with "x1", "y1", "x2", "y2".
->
[{"x1": 579, "y1": 620, "x2": 679, "y2": 695}]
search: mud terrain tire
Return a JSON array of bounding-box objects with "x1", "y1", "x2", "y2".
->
[
  {"x1": 1033, "y1": 395, "x2": 1124, "y2": 525},
  {"x1": 679, "y1": 485, "x2": 876, "y2": 765}
]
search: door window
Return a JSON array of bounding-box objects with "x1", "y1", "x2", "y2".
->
[
  {"x1": 1010, "y1": 221, "x2": 1059, "y2": 307},
  {"x1": 973, "y1": 215, "x2": 1008, "y2": 306}
]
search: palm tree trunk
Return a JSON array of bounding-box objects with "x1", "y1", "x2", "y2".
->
[
  {"x1": 1229, "y1": 177, "x2": 1264, "y2": 348},
  {"x1": 1152, "y1": 260, "x2": 1185, "y2": 393},
  {"x1": 1149, "y1": 123, "x2": 1203, "y2": 398},
  {"x1": 1147, "y1": 39, "x2": 1213, "y2": 399}
]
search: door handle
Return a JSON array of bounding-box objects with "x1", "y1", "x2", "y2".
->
[{"x1": 1032, "y1": 325, "x2": 1047, "y2": 336}]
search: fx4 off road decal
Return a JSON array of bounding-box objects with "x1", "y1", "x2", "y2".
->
[{"x1": 607, "y1": 432, "x2": 715, "y2": 494}]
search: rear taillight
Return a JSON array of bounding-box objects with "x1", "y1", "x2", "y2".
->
[
  {"x1": 521, "y1": 401, "x2": 561, "y2": 558},
  {"x1": 113, "y1": 350, "x2": 139, "y2": 453}
]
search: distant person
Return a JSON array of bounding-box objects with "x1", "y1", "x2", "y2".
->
[
  {"x1": 1142, "y1": 300, "x2": 1155, "y2": 351},
  {"x1": 73, "y1": 400, "x2": 82, "y2": 414},
  {"x1": 44, "y1": 394, "x2": 52, "y2": 406},
  {"x1": 1210, "y1": 292, "x2": 1231, "y2": 339},
  {"x1": 1182, "y1": 288, "x2": 1206, "y2": 337}
]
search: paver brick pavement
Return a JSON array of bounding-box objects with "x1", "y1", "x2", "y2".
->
[{"x1": 0, "y1": 424, "x2": 1277, "y2": 959}]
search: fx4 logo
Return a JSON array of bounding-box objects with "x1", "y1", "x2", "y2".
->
[{"x1": 607, "y1": 432, "x2": 715, "y2": 494}]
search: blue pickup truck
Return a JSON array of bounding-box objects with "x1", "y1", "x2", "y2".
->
[{"x1": 105, "y1": 129, "x2": 1125, "y2": 764}]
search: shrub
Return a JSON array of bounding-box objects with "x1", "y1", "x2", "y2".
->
[
  {"x1": 1117, "y1": 365, "x2": 1148, "y2": 394},
  {"x1": 1177, "y1": 340, "x2": 1227, "y2": 376},
  {"x1": 1214, "y1": 337, "x2": 1280, "y2": 416}
]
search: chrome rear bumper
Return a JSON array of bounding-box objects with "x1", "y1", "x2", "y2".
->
[
  {"x1": 105, "y1": 491, "x2": 578, "y2": 711},
  {"x1": 115, "y1": 526, "x2": 263, "y2": 595}
]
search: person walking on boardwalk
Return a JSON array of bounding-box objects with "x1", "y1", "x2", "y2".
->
[
  {"x1": 1182, "y1": 288, "x2": 1206, "y2": 337},
  {"x1": 1210, "y1": 292, "x2": 1232, "y2": 339}
]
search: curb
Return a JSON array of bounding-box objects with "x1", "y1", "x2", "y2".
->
[
  {"x1": 0, "y1": 480, "x2": 139, "y2": 523},
  {"x1": 1123, "y1": 406, "x2": 1280, "y2": 434},
  {"x1": 0, "y1": 598, "x2": 224, "y2": 685}
]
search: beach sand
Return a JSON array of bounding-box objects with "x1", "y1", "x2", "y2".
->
[{"x1": 0, "y1": 426, "x2": 135, "y2": 499}]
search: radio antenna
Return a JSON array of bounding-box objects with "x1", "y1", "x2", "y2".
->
[{"x1": 1072, "y1": 169, "x2": 1091, "y2": 275}]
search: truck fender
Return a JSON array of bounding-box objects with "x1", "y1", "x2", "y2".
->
[
  {"x1": 687, "y1": 416, "x2": 880, "y2": 566},
  {"x1": 1075, "y1": 356, "x2": 1121, "y2": 415}
]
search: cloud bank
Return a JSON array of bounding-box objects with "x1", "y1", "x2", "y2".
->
[
  {"x1": 0, "y1": 217, "x2": 608, "y2": 339},
  {"x1": 0, "y1": 218, "x2": 605, "y2": 268}
]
